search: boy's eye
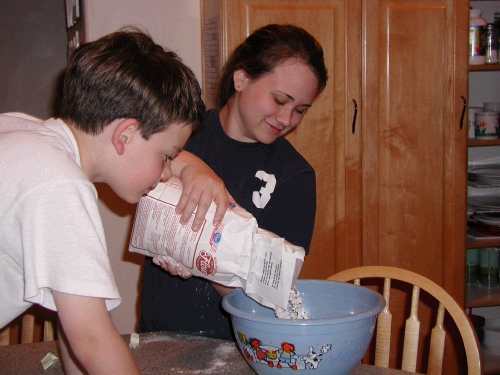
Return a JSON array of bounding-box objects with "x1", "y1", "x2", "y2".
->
[
  {"x1": 165, "y1": 151, "x2": 180, "y2": 163},
  {"x1": 274, "y1": 98, "x2": 285, "y2": 105}
]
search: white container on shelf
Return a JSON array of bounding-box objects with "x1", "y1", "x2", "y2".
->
[
  {"x1": 469, "y1": 106, "x2": 484, "y2": 139},
  {"x1": 475, "y1": 111, "x2": 500, "y2": 139},
  {"x1": 470, "y1": 8, "x2": 487, "y2": 65}
]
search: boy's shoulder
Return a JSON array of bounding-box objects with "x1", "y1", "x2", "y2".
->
[
  {"x1": 0, "y1": 112, "x2": 44, "y2": 128},
  {"x1": 0, "y1": 115, "x2": 75, "y2": 149},
  {"x1": 0, "y1": 115, "x2": 83, "y2": 182}
]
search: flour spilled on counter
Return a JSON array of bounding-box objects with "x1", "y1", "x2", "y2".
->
[{"x1": 274, "y1": 287, "x2": 310, "y2": 319}]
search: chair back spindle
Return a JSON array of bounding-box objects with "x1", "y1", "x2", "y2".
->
[
  {"x1": 375, "y1": 277, "x2": 392, "y2": 368},
  {"x1": 0, "y1": 308, "x2": 56, "y2": 346},
  {"x1": 328, "y1": 266, "x2": 482, "y2": 374},
  {"x1": 402, "y1": 285, "x2": 421, "y2": 372},
  {"x1": 428, "y1": 303, "x2": 446, "y2": 375}
]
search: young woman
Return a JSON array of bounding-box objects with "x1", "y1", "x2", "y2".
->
[{"x1": 139, "y1": 24, "x2": 328, "y2": 340}]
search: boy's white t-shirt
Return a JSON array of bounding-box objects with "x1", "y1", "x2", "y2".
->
[{"x1": 0, "y1": 113, "x2": 121, "y2": 329}]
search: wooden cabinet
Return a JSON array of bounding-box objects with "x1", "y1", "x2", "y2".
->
[
  {"x1": 201, "y1": 0, "x2": 468, "y2": 294},
  {"x1": 201, "y1": 2, "x2": 469, "y2": 371}
]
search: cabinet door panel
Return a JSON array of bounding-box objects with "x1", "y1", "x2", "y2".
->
[
  {"x1": 363, "y1": 0, "x2": 467, "y2": 294},
  {"x1": 372, "y1": 3, "x2": 447, "y2": 268},
  {"x1": 216, "y1": 0, "x2": 363, "y2": 278}
]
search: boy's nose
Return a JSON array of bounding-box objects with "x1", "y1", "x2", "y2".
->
[{"x1": 160, "y1": 164, "x2": 172, "y2": 181}]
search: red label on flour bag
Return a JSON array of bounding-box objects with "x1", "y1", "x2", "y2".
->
[{"x1": 196, "y1": 250, "x2": 216, "y2": 275}]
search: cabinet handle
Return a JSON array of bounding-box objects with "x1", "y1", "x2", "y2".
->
[
  {"x1": 460, "y1": 95, "x2": 466, "y2": 130},
  {"x1": 352, "y1": 99, "x2": 358, "y2": 134}
]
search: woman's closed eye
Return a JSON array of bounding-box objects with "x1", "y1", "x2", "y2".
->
[
  {"x1": 274, "y1": 97, "x2": 285, "y2": 106},
  {"x1": 274, "y1": 97, "x2": 309, "y2": 115}
]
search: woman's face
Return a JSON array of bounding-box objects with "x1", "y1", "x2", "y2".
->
[{"x1": 224, "y1": 59, "x2": 319, "y2": 144}]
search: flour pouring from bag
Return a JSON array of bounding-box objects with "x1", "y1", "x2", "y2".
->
[{"x1": 128, "y1": 177, "x2": 305, "y2": 309}]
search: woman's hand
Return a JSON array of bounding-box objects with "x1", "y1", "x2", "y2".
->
[{"x1": 170, "y1": 151, "x2": 230, "y2": 232}]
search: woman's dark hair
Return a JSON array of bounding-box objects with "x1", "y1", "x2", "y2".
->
[
  {"x1": 216, "y1": 24, "x2": 328, "y2": 108},
  {"x1": 60, "y1": 27, "x2": 205, "y2": 139}
]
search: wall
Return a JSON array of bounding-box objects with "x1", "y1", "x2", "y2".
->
[
  {"x1": 0, "y1": 1, "x2": 67, "y2": 118},
  {"x1": 83, "y1": 0, "x2": 202, "y2": 334},
  {"x1": 83, "y1": 0, "x2": 202, "y2": 83}
]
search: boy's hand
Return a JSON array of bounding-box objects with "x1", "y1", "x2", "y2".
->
[
  {"x1": 153, "y1": 255, "x2": 192, "y2": 279},
  {"x1": 171, "y1": 151, "x2": 230, "y2": 232}
]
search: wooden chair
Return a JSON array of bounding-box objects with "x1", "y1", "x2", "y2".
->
[
  {"x1": 328, "y1": 266, "x2": 482, "y2": 375},
  {"x1": 0, "y1": 305, "x2": 57, "y2": 345}
]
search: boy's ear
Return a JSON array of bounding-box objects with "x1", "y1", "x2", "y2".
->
[
  {"x1": 112, "y1": 119, "x2": 140, "y2": 155},
  {"x1": 233, "y1": 69, "x2": 248, "y2": 92}
]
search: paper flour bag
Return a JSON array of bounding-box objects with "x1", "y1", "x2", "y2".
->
[
  {"x1": 129, "y1": 177, "x2": 305, "y2": 309},
  {"x1": 244, "y1": 228, "x2": 305, "y2": 309}
]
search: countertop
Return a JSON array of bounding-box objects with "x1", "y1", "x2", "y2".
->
[{"x1": 0, "y1": 331, "x2": 418, "y2": 375}]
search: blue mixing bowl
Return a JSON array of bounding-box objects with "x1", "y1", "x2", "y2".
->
[{"x1": 222, "y1": 279, "x2": 385, "y2": 375}]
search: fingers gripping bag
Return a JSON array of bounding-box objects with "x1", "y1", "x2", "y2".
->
[{"x1": 128, "y1": 177, "x2": 305, "y2": 309}]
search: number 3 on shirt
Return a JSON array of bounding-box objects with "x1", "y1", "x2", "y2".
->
[{"x1": 252, "y1": 171, "x2": 276, "y2": 209}]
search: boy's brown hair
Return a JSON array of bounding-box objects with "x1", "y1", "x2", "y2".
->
[{"x1": 60, "y1": 27, "x2": 205, "y2": 139}]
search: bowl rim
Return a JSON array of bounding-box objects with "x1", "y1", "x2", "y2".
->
[{"x1": 222, "y1": 279, "x2": 386, "y2": 326}]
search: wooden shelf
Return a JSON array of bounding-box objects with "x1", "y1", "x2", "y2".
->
[
  {"x1": 467, "y1": 237, "x2": 500, "y2": 249},
  {"x1": 468, "y1": 139, "x2": 500, "y2": 147},
  {"x1": 469, "y1": 64, "x2": 500, "y2": 72},
  {"x1": 466, "y1": 283, "x2": 500, "y2": 307}
]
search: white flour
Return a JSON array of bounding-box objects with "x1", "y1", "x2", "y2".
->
[{"x1": 274, "y1": 287, "x2": 310, "y2": 319}]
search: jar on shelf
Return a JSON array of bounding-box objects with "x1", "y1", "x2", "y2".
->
[
  {"x1": 479, "y1": 247, "x2": 499, "y2": 287},
  {"x1": 475, "y1": 111, "x2": 500, "y2": 139},
  {"x1": 466, "y1": 248, "x2": 479, "y2": 284},
  {"x1": 468, "y1": 106, "x2": 484, "y2": 139},
  {"x1": 470, "y1": 8, "x2": 487, "y2": 65},
  {"x1": 485, "y1": 23, "x2": 499, "y2": 64}
]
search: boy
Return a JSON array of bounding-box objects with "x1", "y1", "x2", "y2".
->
[{"x1": 0, "y1": 28, "x2": 228, "y2": 374}]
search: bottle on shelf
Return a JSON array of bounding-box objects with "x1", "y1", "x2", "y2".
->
[
  {"x1": 479, "y1": 247, "x2": 500, "y2": 287},
  {"x1": 467, "y1": 248, "x2": 479, "y2": 285},
  {"x1": 470, "y1": 8, "x2": 487, "y2": 65},
  {"x1": 485, "y1": 23, "x2": 499, "y2": 64}
]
